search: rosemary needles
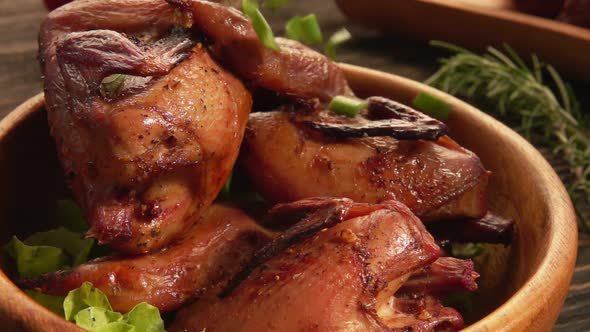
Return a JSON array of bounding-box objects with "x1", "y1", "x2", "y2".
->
[{"x1": 426, "y1": 41, "x2": 590, "y2": 232}]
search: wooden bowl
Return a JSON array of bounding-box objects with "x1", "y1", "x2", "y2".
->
[
  {"x1": 0, "y1": 65, "x2": 578, "y2": 331},
  {"x1": 335, "y1": 0, "x2": 590, "y2": 80}
]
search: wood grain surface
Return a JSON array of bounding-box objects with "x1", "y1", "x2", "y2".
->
[{"x1": 0, "y1": 0, "x2": 587, "y2": 331}]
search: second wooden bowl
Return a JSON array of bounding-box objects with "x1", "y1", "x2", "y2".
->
[{"x1": 0, "y1": 64, "x2": 578, "y2": 331}]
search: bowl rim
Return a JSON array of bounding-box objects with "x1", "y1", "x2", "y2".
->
[
  {"x1": 0, "y1": 64, "x2": 578, "y2": 331},
  {"x1": 341, "y1": 63, "x2": 578, "y2": 331}
]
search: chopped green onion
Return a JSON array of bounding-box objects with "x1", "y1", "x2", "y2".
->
[
  {"x1": 328, "y1": 96, "x2": 368, "y2": 117},
  {"x1": 285, "y1": 14, "x2": 323, "y2": 45},
  {"x1": 325, "y1": 28, "x2": 351, "y2": 59},
  {"x1": 412, "y1": 92, "x2": 452, "y2": 121},
  {"x1": 451, "y1": 242, "x2": 485, "y2": 259},
  {"x1": 264, "y1": 0, "x2": 288, "y2": 11},
  {"x1": 241, "y1": 0, "x2": 279, "y2": 50},
  {"x1": 101, "y1": 74, "x2": 126, "y2": 97}
]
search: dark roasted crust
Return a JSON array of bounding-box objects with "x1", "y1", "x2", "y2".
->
[{"x1": 305, "y1": 97, "x2": 448, "y2": 140}]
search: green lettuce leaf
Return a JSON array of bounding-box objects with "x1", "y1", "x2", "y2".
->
[
  {"x1": 3, "y1": 236, "x2": 67, "y2": 278},
  {"x1": 74, "y1": 306, "x2": 124, "y2": 330},
  {"x1": 124, "y1": 303, "x2": 165, "y2": 332},
  {"x1": 25, "y1": 227, "x2": 94, "y2": 266},
  {"x1": 3, "y1": 200, "x2": 94, "y2": 280},
  {"x1": 91, "y1": 322, "x2": 136, "y2": 332},
  {"x1": 63, "y1": 282, "x2": 166, "y2": 331},
  {"x1": 64, "y1": 282, "x2": 113, "y2": 321}
]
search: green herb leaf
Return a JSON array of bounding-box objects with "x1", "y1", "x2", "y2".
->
[
  {"x1": 325, "y1": 28, "x2": 351, "y2": 59},
  {"x1": 413, "y1": 92, "x2": 451, "y2": 121},
  {"x1": 25, "y1": 227, "x2": 94, "y2": 266},
  {"x1": 285, "y1": 14, "x2": 323, "y2": 45},
  {"x1": 124, "y1": 303, "x2": 166, "y2": 332},
  {"x1": 427, "y1": 41, "x2": 590, "y2": 232},
  {"x1": 63, "y1": 282, "x2": 113, "y2": 321},
  {"x1": 328, "y1": 96, "x2": 368, "y2": 117},
  {"x1": 102, "y1": 74, "x2": 126, "y2": 97},
  {"x1": 451, "y1": 242, "x2": 485, "y2": 259},
  {"x1": 74, "y1": 306, "x2": 124, "y2": 331},
  {"x1": 241, "y1": 0, "x2": 279, "y2": 50},
  {"x1": 25, "y1": 291, "x2": 65, "y2": 316},
  {"x1": 56, "y1": 199, "x2": 88, "y2": 232},
  {"x1": 4, "y1": 236, "x2": 67, "y2": 278},
  {"x1": 89, "y1": 321, "x2": 136, "y2": 332}
]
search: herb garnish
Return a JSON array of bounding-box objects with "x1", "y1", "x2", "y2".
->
[
  {"x1": 241, "y1": 0, "x2": 280, "y2": 50},
  {"x1": 427, "y1": 41, "x2": 590, "y2": 231},
  {"x1": 324, "y1": 28, "x2": 351, "y2": 60},
  {"x1": 328, "y1": 96, "x2": 368, "y2": 117}
]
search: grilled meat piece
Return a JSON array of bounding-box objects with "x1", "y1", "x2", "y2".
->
[
  {"x1": 401, "y1": 257, "x2": 479, "y2": 296},
  {"x1": 40, "y1": 0, "x2": 353, "y2": 252},
  {"x1": 40, "y1": 0, "x2": 254, "y2": 254},
  {"x1": 240, "y1": 107, "x2": 490, "y2": 222},
  {"x1": 171, "y1": 198, "x2": 470, "y2": 332},
  {"x1": 18, "y1": 204, "x2": 274, "y2": 313},
  {"x1": 168, "y1": 0, "x2": 353, "y2": 101}
]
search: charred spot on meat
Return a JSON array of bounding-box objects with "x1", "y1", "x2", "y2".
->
[{"x1": 305, "y1": 96, "x2": 448, "y2": 141}]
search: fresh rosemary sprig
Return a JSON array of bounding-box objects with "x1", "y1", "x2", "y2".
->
[{"x1": 426, "y1": 41, "x2": 590, "y2": 232}]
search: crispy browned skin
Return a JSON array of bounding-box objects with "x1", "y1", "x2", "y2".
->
[
  {"x1": 169, "y1": 0, "x2": 353, "y2": 101},
  {"x1": 41, "y1": 1, "x2": 252, "y2": 253},
  {"x1": 240, "y1": 109, "x2": 490, "y2": 222},
  {"x1": 44, "y1": 40, "x2": 251, "y2": 252},
  {"x1": 401, "y1": 257, "x2": 479, "y2": 296},
  {"x1": 19, "y1": 204, "x2": 274, "y2": 313},
  {"x1": 40, "y1": 0, "x2": 351, "y2": 252},
  {"x1": 171, "y1": 198, "x2": 465, "y2": 331}
]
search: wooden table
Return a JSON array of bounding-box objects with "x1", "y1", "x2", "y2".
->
[{"x1": 0, "y1": 0, "x2": 588, "y2": 330}]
